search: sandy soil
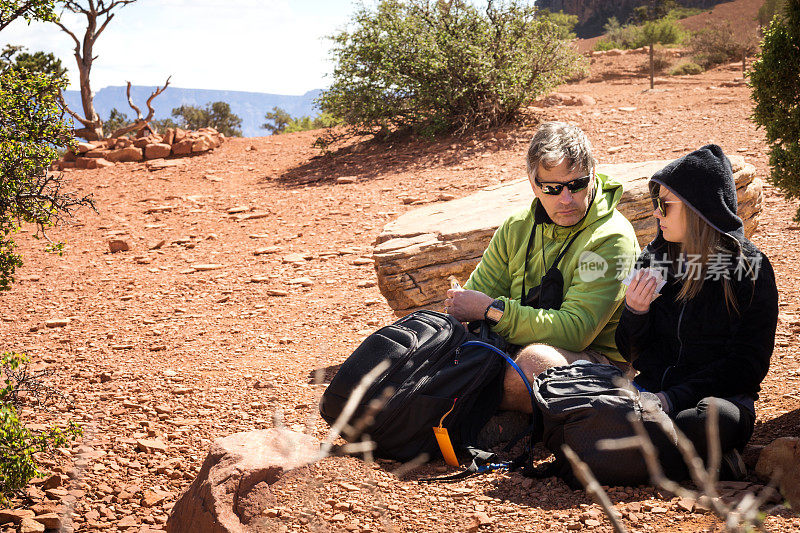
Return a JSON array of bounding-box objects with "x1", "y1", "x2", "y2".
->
[{"x1": 1, "y1": 47, "x2": 799, "y2": 533}]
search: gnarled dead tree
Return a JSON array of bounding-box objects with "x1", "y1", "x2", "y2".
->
[
  {"x1": 52, "y1": 0, "x2": 169, "y2": 140},
  {"x1": 109, "y1": 77, "x2": 169, "y2": 138}
]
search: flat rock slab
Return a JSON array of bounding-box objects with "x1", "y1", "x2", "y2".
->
[{"x1": 374, "y1": 156, "x2": 761, "y2": 315}]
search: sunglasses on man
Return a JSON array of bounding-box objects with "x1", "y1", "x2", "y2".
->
[
  {"x1": 655, "y1": 196, "x2": 681, "y2": 217},
  {"x1": 534, "y1": 175, "x2": 592, "y2": 195}
]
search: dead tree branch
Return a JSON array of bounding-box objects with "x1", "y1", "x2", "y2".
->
[
  {"x1": 108, "y1": 76, "x2": 171, "y2": 138},
  {"x1": 51, "y1": 0, "x2": 141, "y2": 140}
]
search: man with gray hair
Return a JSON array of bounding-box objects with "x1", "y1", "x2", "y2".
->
[{"x1": 444, "y1": 121, "x2": 639, "y2": 413}]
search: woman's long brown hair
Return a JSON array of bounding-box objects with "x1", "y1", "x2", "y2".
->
[{"x1": 666, "y1": 204, "x2": 740, "y2": 314}]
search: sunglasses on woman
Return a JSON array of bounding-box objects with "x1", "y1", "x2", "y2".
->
[
  {"x1": 534, "y1": 175, "x2": 592, "y2": 195},
  {"x1": 656, "y1": 196, "x2": 681, "y2": 216}
]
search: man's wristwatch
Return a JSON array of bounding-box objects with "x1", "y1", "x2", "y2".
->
[{"x1": 484, "y1": 299, "x2": 505, "y2": 326}]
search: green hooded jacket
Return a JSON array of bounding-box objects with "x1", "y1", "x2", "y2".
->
[{"x1": 464, "y1": 173, "x2": 639, "y2": 361}]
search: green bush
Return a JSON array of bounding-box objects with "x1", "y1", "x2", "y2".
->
[
  {"x1": 262, "y1": 106, "x2": 291, "y2": 134},
  {"x1": 0, "y1": 45, "x2": 66, "y2": 82},
  {"x1": 0, "y1": 0, "x2": 87, "y2": 503},
  {"x1": 284, "y1": 112, "x2": 339, "y2": 134},
  {"x1": 171, "y1": 101, "x2": 242, "y2": 137},
  {"x1": 757, "y1": 0, "x2": 787, "y2": 27},
  {"x1": 150, "y1": 117, "x2": 179, "y2": 133},
  {"x1": 593, "y1": 39, "x2": 623, "y2": 51},
  {"x1": 595, "y1": 16, "x2": 645, "y2": 50},
  {"x1": 263, "y1": 107, "x2": 339, "y2": 135},
  {"x1": 0, "y1": 66, "x2": 90, "y2": 289},
  {"x1": 102, "y1": 107, "x2": 131, "y2": 137},
  {"x1": 666, "y1": 7, "x2": 704, "y2": 20},
  {"x1": 690, "y1": 21, "x2": 759, "y2": 68},
  {"x1": 537, "y1": 9, "x2": 578, "y2": 40},
  {"x1": 751, "y1": 0, "x2": 800, "y2": 220},
  {"x1": 669, "y1": 60, "x2": 704, "y2": 75},
  {"x1": 1, "y1": 353, "x2": 81, "y2": 502},
  {"x1": 594, "y1": 15, "x2": 684, "y2": 51},
  {"x1": 318, "y1": 0, "x2": 584, "y2": 140}
]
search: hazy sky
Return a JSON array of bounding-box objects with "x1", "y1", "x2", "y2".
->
[{"x1": 1, "y1": 0, "x2": 363, "y2": 95}]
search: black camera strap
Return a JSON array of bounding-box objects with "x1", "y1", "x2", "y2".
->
[{"x1": 521, "y1": 222, "x2": 585, "y2": 303}]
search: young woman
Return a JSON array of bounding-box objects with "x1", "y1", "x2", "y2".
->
[{"x1": 615, "y1": 144, "x2": 779, "y2": 479}]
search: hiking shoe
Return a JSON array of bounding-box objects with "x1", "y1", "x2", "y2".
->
[
  {"x1": 719, "y1": 448, "x2": 747, "y2": 481},
  {"x1": 476, "y1": 410, "x2": 531, "y2": 449}
]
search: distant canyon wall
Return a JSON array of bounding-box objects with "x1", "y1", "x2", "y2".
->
[{"x1": 536, "y1": 0, "x2": 725, "y2": 38}]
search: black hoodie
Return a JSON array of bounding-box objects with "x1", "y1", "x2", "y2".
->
[{"x1": 615, "y1": 145, "x2": 779, "y2": 414}]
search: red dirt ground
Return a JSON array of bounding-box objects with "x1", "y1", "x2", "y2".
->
[{"x1": 1, "y1": 44, "x2": 799, "y2": 533}]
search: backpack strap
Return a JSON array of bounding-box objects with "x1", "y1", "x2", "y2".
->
[
  {"x1": 419, "y1": 448, "x2": 509, "y2": 483},
  {"x1": 461, "y1": 340, "x2": 536, "y2": 415}
]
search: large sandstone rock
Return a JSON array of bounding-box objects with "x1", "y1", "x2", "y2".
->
[
  {"x1": 172, "y1": 139, "x2": 193, "y2": 156},
  {"x1": 374, "y1": 156, "x2": 762, "y2": 315},
  {"x1": 755, "y1": 437, "x2": 800, "y2": 510},
  {"x1": 145, "y1": 143, "x2": 172, "y2": 159},
  {"x1": 166, "y1": 429, "x2": 318, "y2": 533},
  {"x1": 162, "y1": 128, "x2": 175, "y2": 145},
  {"x1": 106, "y1": 146, "x2": 143, "y2": 163},
  {"x1": 192, "y1": 136, "x2": 214, "y2": 153}
]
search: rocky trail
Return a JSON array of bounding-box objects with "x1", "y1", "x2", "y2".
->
[{"x1": 1, "y1": 52, "x2": 799, "y2": 532}]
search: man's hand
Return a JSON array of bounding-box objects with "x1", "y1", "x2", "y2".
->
[
  {"x1": 625, "y1": 270, "x2": 659, "y2": 314},
  {"x1": 444, "y1": 288, "x2": 494, "y2": 322}
]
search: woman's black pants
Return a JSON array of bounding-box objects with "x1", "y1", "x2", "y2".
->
[{"x1": 664, "y1": 397, "x2": 755, "y2": 477}]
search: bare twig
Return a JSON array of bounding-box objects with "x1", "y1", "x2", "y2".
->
[
  {"x1": 562, "y1": 445, "x2": 629, "y2": 533},
  {"x1": 391, "y1": 453, "x2": 429, "y2": 480},
  {"x1": 317, "y1": 359, "x2": 390, "y2": 459},
  {"x1": 589, "y1": 380, "x2": 769, "y2": 532}
]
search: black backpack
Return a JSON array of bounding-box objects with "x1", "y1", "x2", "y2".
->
[
  {"x1": 533, "y1": 362, "x2": 682, "y2": 487},
  {"x1": 319, "y1": 310, "x2": 510, "y2": 462}
]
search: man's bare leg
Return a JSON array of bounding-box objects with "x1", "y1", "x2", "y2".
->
[{"x1": 498, "y1": 343, "x2": 592, "y2": 413}]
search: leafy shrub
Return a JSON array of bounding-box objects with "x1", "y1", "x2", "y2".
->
[
  {"x1": 666, "y1": 7, "x2": 704, "y2": 20},
  {"x1": 537, "y1": 9, "x2": 578, "y2": 40},
  {"x1": 595, "y1": 15, "x2": 684, "y2": 51},
  {"x1": 0, "y1": 45, "x2": 66, "y2": 82},
  {"x1": 0, "y1": 0, "x2": 88, "y2": 503},
  {"x1": 318, "y1": 0, "x2": 584, "y2": 140},
  {"x1": 150, "y1": 117, "x2": 179, "y2": 133},
  {"x1": 751, "y1": 0, "x2": 800, "y2": 220},
  {"x1": 284, "y1": 112, "x2": 339, "y2": 134},
  {"x1": 689, "y1": 21, "x2": 759, "y2": 68},
  {"x1": 262, "y1": 106, "x2": 291, "y2": 134},
  {"x1": 0, "y1": 67, "x2": 90, "y2": 289},
  {"x1": 595, "y1": 16, "x2": 645, "y2": 50},
  {"x1": 669, "y1": 61, "x2": 704, "y2": 75},
  {"x1": 1, "y1": 353, "x2": 82, "y2": 502},
  {"x1": 102, "y1": 107, "x2": 131, "y2": 137},
  {"x1": 171, "y1": 101, "x2": 242, "y2": 137},
  {"x1": 757, "y1": 0, "x2": 787, "y2": 27},
  {"x1": 593, "y1": 39, "x2": 622, "y2": 51}
]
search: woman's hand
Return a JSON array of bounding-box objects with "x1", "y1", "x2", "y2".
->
[
  {"x1": 444, "y1": 288, "x2": 494, "y2": 322},
  {"x1": 625, "y1": 270, "x2": 659, "y2": 314}
]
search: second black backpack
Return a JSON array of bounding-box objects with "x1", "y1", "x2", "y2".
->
[
  {"x1": 533, "y1": 362, "x2": 683, "y2": 487},
  {"x1": 319, "y1": 310, "x2": 508, "y2": 462}
]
